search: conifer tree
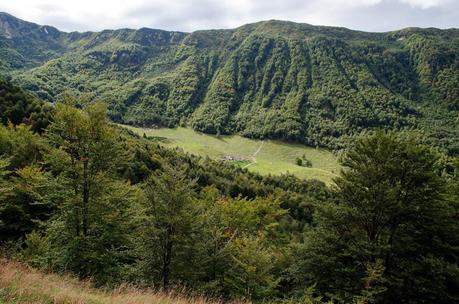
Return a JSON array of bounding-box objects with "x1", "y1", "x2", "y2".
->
[{"x1": 292, "y1": 130, "x2": 459, "y2": 303}]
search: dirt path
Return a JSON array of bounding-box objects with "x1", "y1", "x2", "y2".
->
[
  {"x1": 253, "y1": 141, "x2": 264, "y2": 156},
  {"x1": 243, "y1": 141, "x2": 264, "y2": 168}
]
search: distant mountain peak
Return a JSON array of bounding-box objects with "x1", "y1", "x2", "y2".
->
[
  {"x1": 0, "y1": 12, "x2": 457, "y2": 155},
  {"x1": 0, "y1": 12, "x2": 62, "y2": 39},
  {"x1": 0, "y1": 12, "x2": 19, "y2": 38}
]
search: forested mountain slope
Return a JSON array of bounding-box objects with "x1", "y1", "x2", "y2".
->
[
  {"x1": 1, "y1": 12, "x2": 458, "y2": 153},
  {"x1": 1, "y1": 58, "x2": 459, "y2": 303}
]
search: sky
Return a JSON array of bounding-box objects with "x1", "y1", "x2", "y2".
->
[{"x1": 0, "y1": 0, "x2": 458, "y2": 33}]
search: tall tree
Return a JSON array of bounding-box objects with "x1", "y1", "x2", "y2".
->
[
  {"x1": 43, "y1": 97, "x2": 138, "y2": 284},
  {"x1": 198, "y1": 189, "x2": 287, "y2": 299},
  {"x1": 292, "y1": 130, "x2": 459, "y2": 303},
  {"x1": 0, "y1": 158, "x2": 11, "y2": 243},
  {"x1": 46, "y1": 97, "x2": 119, "y2": 237},
  {"x1": 140, "y1": 164, "x2": 200, "y2": 289}
]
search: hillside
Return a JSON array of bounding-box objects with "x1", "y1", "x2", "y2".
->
[
  {"x1": 124, "y1": 125, "x2": 340, "y2": 183},
  {"x1": 0, "y1": 12, "x2": 458, "y2": 153},
  {"x1": 0, "y1": 260, "x2": 232, "y2": 304},
  {"x1": 0, "y1": 78, "x2": 335, "y2": 302},
  {"x1": 1, "y1": 66, "x2": 458, "y2": 303}
]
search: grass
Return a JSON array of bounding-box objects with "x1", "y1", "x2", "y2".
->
[
  {"x1": 123, "y1": 126, "x2": 341, "y2": 184},
  {"x1": 0, "y1": 259, "x2": 242, "y2": 304}
]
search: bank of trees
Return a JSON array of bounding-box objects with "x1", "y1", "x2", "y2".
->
[
  {"x1": 10, "y1": 23, "x2": 458, "y2": 155},
  {"x1": 0, "y1": 88, "x2": 458, "y2": 303},
  {"x1": 291, "y1": 131, "x2": 459, "y2": 303}
]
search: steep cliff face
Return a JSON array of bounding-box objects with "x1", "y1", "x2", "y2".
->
[{"x1": 1, "y1": 13, "x2": 458, "y2": 152}]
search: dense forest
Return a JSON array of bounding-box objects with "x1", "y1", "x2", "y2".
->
[
  {"x1": 1, "y1": 74, "x2": 459, "y2": 303},
  {"x1": 1, "y1": 12, "x2": 458, "y2": 154},
  {"x1": 1, "y1": 12, "x2": 459, "y2": 303}
]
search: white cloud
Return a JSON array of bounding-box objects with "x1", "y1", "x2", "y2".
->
[
  {"x1": 0, "y1": 0, "x2": 457, "y2": 32},
  {"x1": 400, "y1": 0, "x2": 449, "y2": 9}
]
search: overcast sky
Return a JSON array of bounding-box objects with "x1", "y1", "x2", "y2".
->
[{"x1": 0, "y1": 0, "x2": 458, "y2": 33}]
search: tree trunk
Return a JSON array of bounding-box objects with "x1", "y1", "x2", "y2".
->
[
  {"x1": 162, "y1": 232, "x2": 172, "y2": 290},
  {"x1": 71, "y1": 156, "x2": 80, "y2": 237},
  {"x1": 82, "y1": 159, "x2": 89, "y2": 236}
]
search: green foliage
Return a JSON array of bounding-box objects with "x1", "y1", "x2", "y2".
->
[
  {"x1": 125, "y1": 125, "x2": 340, "y2": 183},
  {"x1": 138, "y1": 168, "x2": 289, "y2": 299},
  {"x1": 0, "y1": 12, "x2": 68, "y2": 71},
  {"x1": 296, "y1": 155, "x2": 312, "y2": 167},
  {"x1": 45, "y1": 179, "x2": 139, "y2": 285},
  {"x1": 0, "y1": 123, "x2": 51, "y2": 243},
  {"x1": 222, "y1": 235, "x2": 278, "y2": 299},
  {"x1": 0, "y1": 165, "x2": 53, "y2": 243},
  {"x1": 37, "y1": 98, "x2": 140, "y2": 285},
  {"x1": 0, "y1": 123, "x2": 47, "y2": 169},
  {"x1": 139, "y1": 164, "x2": 200, "y2": 289},
  {"x1": 16, "y1": 230, "x2": 50, "y2": 268},
  {"x1": 0, "y1": 77, "x2": 52, "y2": 132},
  {"x1": 295, "y1": 158, "x2": 302, "y2": 166},
  {"x1": 291, "y1": 130, "x2": 459, "y2": 303},
  {"x1": 1, "y1": 13, "x2": 457, "y2": 154},
  {"x1": 195, "y1": 192, "x2": 287, "y2": 299},
  {"x1": 1, "y1": 85, "x2": 458, "y2": 302},
  {"x1": 0, "y1": 92, "x2": 330, "y2": 300}
]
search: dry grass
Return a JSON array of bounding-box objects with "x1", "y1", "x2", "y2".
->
[{"x1": 0, "y1": 259, "x2": 244, "y2": 304}]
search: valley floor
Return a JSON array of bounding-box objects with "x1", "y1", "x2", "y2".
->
[{"x1": 123, "y1": 126, "x2": 340, "y2": 184}]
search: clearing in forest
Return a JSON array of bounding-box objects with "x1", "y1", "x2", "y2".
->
[{"x1": 123, "y1": 126, "x2": 340, "y2": 184}]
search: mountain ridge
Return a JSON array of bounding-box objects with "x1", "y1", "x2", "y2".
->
[
  {"x1": 1, "y1": 12, "x2": 458, "y2": 153},
  {"x1": 2, "y1": 11, "x2": 458, "y2": 35}
]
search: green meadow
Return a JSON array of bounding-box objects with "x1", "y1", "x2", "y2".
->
[{"x1": 123, "y1": 126, "x2": 341, "y2": 184}]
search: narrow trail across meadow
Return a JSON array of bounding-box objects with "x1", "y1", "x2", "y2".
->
[{"x1": 243, "y1": 141, "x2": 264, "y2": 168}]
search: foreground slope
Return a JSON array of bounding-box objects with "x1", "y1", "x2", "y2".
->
[
  {"x1": 0, "y1": 260, "x2": 229, "y2": 304},
  {"x1": 1, "y1": 12, "x2": 458, "y2": 153}
]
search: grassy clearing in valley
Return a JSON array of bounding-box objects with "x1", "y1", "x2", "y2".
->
[
  {"x1": 0, "y1": 259, "x2": 240, "y2": 304},
  {"x1": 123, "y1": 126, "x2": 340, "y2": 184}
]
